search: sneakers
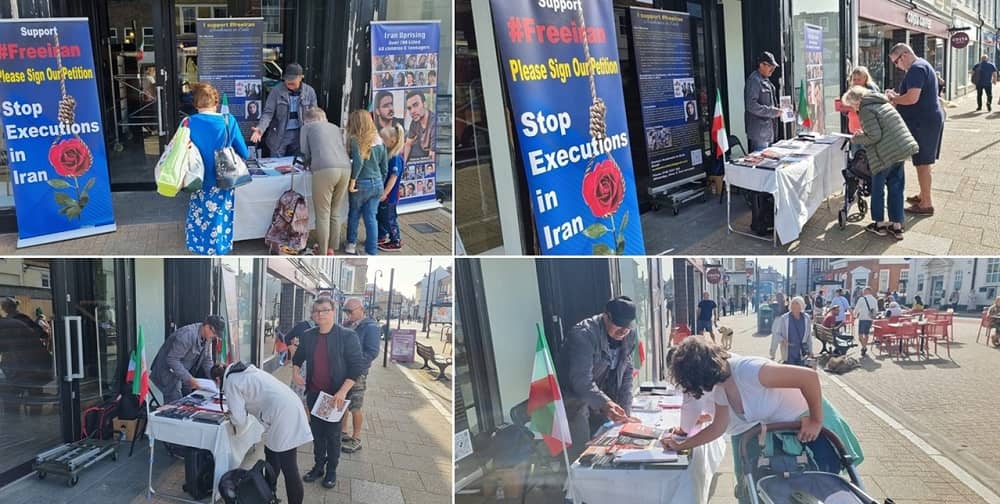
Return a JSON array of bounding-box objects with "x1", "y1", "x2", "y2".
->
[
  {"x1": 864, "y1": 223, "x2": 887, "y2": 237},
  {"x1": 378, "y1": 241, "x2": 402, "y2": 252},
  {"x1": 344, "y1": 242, "x2": 357, "y2": 254},
  {"x1": 342, "y1": 437, "x2": 362, "y2": 453},
  {"x1": 322, "y1": 474, "x2": 337, "y2": 489},
  {"x1": 377, "y1": 237, "x2": 390, "y2": 245},
  {"x1": 860, "y1": 347, "x2": 868, "y2": 357},
  {"x1": 303, "y1": 465, "x2": 324, "y2": 482}
]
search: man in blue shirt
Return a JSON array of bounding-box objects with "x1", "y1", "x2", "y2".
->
[
  {"x1": 971, "y1": 54, "x2": 997, "y2": 112},
  {"x1": 340, "y1": 298, "x2": 381, "y2": 453},
  {"x1": 696, "y1": 292, "x2": 718, "y2": 339}
]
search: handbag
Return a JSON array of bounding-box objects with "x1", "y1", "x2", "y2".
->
[
  {"x1": 214, "y1": 114, "x2": 252, "y2": 189},
  {"x1": 155, "y1": 118, "x2": 204, "y2": 196}
]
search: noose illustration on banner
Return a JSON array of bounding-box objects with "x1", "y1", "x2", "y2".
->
[
  {"x1": 46, "y1": 28, "x2": 96, "y2": 220},
  {"x1": 575, "y1": 5, "x2": 629, "y2": 255}
]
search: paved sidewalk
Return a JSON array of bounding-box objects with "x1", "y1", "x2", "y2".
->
[
  {"x1": 705, "y1": 312, "x2": 992, "y2": 504},
  {"x1": 0, "y1": 192, "x2": 452, "y2": 255},
  {"x1": 643, "y1": 91, "x2": 1000, "y2": 255},
  {"x1": 0, "y1": 345, "x2": 452, "y2": 504}
]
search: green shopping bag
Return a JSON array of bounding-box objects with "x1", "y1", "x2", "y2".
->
[{"x1": 155, "y1": 119, "x2": 204, "y2": 196}]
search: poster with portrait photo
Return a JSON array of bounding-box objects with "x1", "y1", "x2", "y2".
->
[
  {"x1": 402, "y1": 89, "x2": 437, "y2": 162},
  {"x1": 372, "y1": 89, "x2": 406, "y2": 132},
  {"x1": 245, "y1": 100, "x2": 261, "y2": 122}
]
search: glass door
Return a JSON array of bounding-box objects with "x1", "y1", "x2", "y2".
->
[
  {"x1": 104, "y1": 0, "x2": 178, "y2": 188},
  {"x1": 0, "y1": 259, "x2": 60, "y2": 486}
]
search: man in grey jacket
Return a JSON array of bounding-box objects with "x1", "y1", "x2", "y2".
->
[
  {"x1": 769, "y1": 297, "x2": 813, "y2": 365},
  {"x1": 558, "y1": 296, "x2": 639, "y2": 461},
  {"x1": 150, "y1": 315, "x2": 225, "y2": 404},
  {"x1": 745, "y1": 51, "x2": 783, "y2": 151},
  {"x1": 251, "y1": 63, "x2": 318, "y2": 157}
]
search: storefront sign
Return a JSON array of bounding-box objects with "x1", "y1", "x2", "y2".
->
[
  {"x1": 390, "y1": 329, "x2": 416, "y2": 363},
  {"x1": 430, "y1": 304, "x2": 452, "y2": 323},
  {"x1": 951, "y1": 31, "x2": 970, "y2": 49},
  {"x1": 370, "y1": 21, "x2": 442, "y2": 211},
  {"x1": 707, "y1": 268, "x2": 722, "y2": 284},
  {"x1": 0, "y1": 18, "x2": 116, "y2": 247},
  {"x1": 490, "y1": 0, "x2": 645, "y2": 255},
  {"x1": 196, "y1": 18, "x2": 264, "y2": 141},
  {"x1": 905, "y1": 11, "x2": 932, "y2": 31},
  {"x1": 628, "y1": 7, "x2": 703, "y2": 188},
  {"x1": 803, "y1": 24, "x2": 825, "y2": 134}
]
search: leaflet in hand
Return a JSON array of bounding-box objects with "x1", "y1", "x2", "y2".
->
[{"x1": 310, "y1": 391, "x2": 350, "y2": 422}]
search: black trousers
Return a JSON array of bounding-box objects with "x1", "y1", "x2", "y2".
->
[
  {"x1": 306, "y1": 391, "x2": 342, "y2": 475},
  {"x1": 265, "y1": 447, "x2": 303, "y2": 504},
  {"x1": 977, "y1": 85, "x2": 993, "y2": 109}
]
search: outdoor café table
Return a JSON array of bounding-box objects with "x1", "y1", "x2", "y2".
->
[
  {"x1": 887, "y1": 320, "x2": 931, "y2": 357},
  {"x1": 233, "y1": 157, "x2": 315, "y2": 241},
  {"x1": 725, "y1": 138, "x2": 848, "y2": 246},
  {"x1": 147, "y1": 393, "x2": 265, "y2": 503},
  {"x1": 568, "y1": 395, "x2": 726, "y2": 504}
]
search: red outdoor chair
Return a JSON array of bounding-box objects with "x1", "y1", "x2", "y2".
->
[
  {"x1": 894, "y1": 322, "x2": 920, "y2": 357},
  {"x1": 872, "y1": 320, "x2": 897, "y2": 356},
  {"x1": 976, "y1": 310, "x2": 994, "y2": 345},
  {"x1": 924, "y1": 320, "x2": 951, "y2": 359}
]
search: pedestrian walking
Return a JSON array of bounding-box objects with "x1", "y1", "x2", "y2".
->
[
  {"x1": 720, "y1": 297, "x2": 728, "y2": 317},
  {"x1": 886, "y1": 43, "x2": 944, "y2": 215},
  {"x1": 696, "y1": 292, "x2": 718, "y2": 340},
  {"x1": 971, "y1": 54, "x2": 997, "y2": 112},
  {"x1": 770, "y1": 297, "x2": 813, "y2": 366},
  {"x1": 841, "y1": 85, "x2": 918, "y2": 240},
  {"x1": 853, "y1": 287, "x2": 879, "y2": 357},
  {"x1": 340, "y1": 298, "x2": 381, "y2": 453},
  {"x1": 344, "y1": 110, "x2": 388, "y2": 255}
]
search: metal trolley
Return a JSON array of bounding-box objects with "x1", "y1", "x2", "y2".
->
[{"x1": 33, "y1": 438, "x2": 119, "y2": 487}]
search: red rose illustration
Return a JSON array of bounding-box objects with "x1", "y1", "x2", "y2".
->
[
  {"x1": 582, "y1": 158, "x2": 625, "y2": 218},
  {"x1": 48, "y1": 138, "x2": 93, "y2": 178}
]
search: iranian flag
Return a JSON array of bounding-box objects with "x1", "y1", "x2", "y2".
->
[
  {"x1": 136, "y1": 41, "x2": 144, "y2": 62},
  {"x1": 798, "y1": 80, "x2": 812, "y2": 129},
  {"x1": 527, "y1": 324, "x2": 572, "y2": 456},
  {"x1": 711, "y1": 89, "x2": 729, "y2": 158},
  {"x1": 220, "y1": 322, "x2": 232, "y2": 364},
  {"x1": 220, "y1": 93, "x2": 231, "y2": 115},
  {"x1": 632, "y1": 339, "x2": 646, "y2": 378},
  {"x1": 128, "y1": 326, "x2": 150, "y2": 402}
]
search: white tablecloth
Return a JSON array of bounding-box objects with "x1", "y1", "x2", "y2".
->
[
  {"x1": 725, "y1": 140, "x2": 848, "y2": 244},
  {"x1": 569, "y1": 403, "x2": 727, "y2": 504},
  {"x1": 233, "y1": 170, "x2": 315, "y2": 242},
  {"x1": 149, "y1": 406, "x2": 265, "y2": 502}
]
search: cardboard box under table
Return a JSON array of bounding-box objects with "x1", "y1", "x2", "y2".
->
[
  {"x1": 148, "y1": 392, "x2": 265, "y2": 502},
  {"x1": 568, "y1": 394, "x2": 726, "y2": 504}
]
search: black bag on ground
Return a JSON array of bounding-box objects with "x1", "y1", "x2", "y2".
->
[
  {"x1": 82, "y1": 397, "x2": 119, "y2": 439},
  {"x1": 749, "y1": 191, "x2": 775, "y2": 236},
  {"x1": 218, "y1": 459, "x2": 279, "y2": 504},
  {"x1": 183, "y1": 448, "x2": 216, "y2": 500}
]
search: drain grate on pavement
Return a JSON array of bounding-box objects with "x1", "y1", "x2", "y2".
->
[{"x1": 410, "y1": 222, "x2": 441, "y2": 234}]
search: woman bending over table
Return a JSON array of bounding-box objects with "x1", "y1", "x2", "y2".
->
[{"x1": 662, "y1": 336, "x2": 863, "y2": 502}]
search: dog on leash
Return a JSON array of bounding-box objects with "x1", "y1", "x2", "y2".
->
[{"x1": 717, "y1": 326, "x2": 734, "y2": 349}]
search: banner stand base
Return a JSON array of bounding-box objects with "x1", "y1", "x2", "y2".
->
[
  {"x1": 17, "y1": 224, "x2": 118, "y2": 249},
  {"x1": 648, "y1": 173, "x2": 708, "y2": 216},
  {"x1": 397, "y1": 200, "x2": 443, "y2": 215}
]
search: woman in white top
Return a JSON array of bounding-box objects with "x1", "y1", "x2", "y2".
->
[
  {"x1": 212, "y1": 362, "x2": 313, "y2": 504},
  {"x1": 662, "y1": 337, "x2": 863, "y2": 500}
]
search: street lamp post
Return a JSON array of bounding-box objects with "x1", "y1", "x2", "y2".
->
[
  {"x1": 422, "y1": 259, "x2": 433, "y2": 335},
  {"x1": 372, "y1": 269, "x2": 384, "y2": 318},
  {"x1": 382, "y1": 268, "x2": 395, "y2": 368}
]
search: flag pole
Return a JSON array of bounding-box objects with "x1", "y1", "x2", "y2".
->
[{"x1": 537, "y1": 323, "x2": 579, "y2": 504}]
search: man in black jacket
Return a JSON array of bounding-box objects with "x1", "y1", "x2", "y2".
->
[{"x1": 291, "y1": 297, "x2": 365, "y2": 489}]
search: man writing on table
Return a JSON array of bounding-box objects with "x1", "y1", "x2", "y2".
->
[{"x1": 558, "y1": 296, "x2": 641, "y2": 462}]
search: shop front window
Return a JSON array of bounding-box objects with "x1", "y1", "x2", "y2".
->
[
  {"x1": 792, "y1": 0, "x2": 843, "y2": 134},
  {"x1": 220, "y1": 258, "x2": 254, "y2": 363},
  {"x1": 617, "y1": 259, "x2": 652, "y2": 385},
  {"x1": 859, "y1": 20, "x2": 891, "y2": 91},
  {"x1": 261, "y1": 272, "x2": 283, "y2": 372}
]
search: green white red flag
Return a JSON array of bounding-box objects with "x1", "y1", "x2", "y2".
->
[
  {"x1": 527, "y1": 324, "x2": 572, "y2": 456},
  {"x1": 798, "y1": 80, "x2": 812, "y2": 129},
  {"x1": 128, "y1": 326, "x2": 150, "y2": 402},
  {"x1": 712, "y1": 89, "x2": 729, "y2": 158},
  {"x1": 632, "y1": 339, "x2": 645, "y2": 378}
]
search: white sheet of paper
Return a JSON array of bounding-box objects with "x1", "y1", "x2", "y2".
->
[
  {"x1": 195, "y1": 378, "x2": 220, "y2": 394},
  {"x1": 614, "y1": 448, "x2": 679, "y2": 463},
  {"x1": 310, "y1": 391, "x2": 350, "y2": 422}
]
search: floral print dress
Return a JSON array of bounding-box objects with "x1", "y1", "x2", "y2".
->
[{"x1": 184, "y1": 112, "x2": 249, "y2": 255}]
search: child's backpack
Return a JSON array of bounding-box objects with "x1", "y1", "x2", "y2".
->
[{"x1": 264, "y1": 185, "x2": 309, "y2": 255}]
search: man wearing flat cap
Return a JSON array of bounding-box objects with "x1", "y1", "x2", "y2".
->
[
  {"x1": 251, "y1": 62, "x2": 318, "y2": 157},
  {"x1": 745, "y1": 51, "x2": 783, "y2": 151},
  {"x1": 558, "y1": 296, "x2": 640, "y2": 461},
  {"x1": 151, "y1": 315, "x2": 226, "y2": 404}
]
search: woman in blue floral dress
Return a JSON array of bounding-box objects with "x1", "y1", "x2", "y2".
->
[{"x1": 185, "y1": 82, "x2": 249, "y2": 255}]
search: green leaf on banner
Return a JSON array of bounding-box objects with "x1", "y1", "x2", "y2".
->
[
  {"x1": 621, "y1": 211, "x2": 629, "y2": 232},
  {"x1": 65, "y1": 205, "x2": 82, "y2": 219},
  {"x1": 47, "y1": 179, "x2": 71, "y2": 189},
  {"x1": 54, "y1": 192, "x2": 75, "y2": 207},
  {"x1": 83, "y1": 177, "x2": 96, "y2": 192},
  {"x1": 616, "y1": 239, "x2": 625, "y2": 255},
  {"x1": 593, "y1": 243, "x2": 613, "y2": 255},
  {"x1": 583, "y1": 223, "x2": 609, "y2": 239},
  {"x1": 80, "y1": 194, "x2": 89, "y2": 207}
]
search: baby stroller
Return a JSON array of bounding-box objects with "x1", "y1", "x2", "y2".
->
[
  {"x1": 839, "y1": 149, "x2": 872, "y2": 229},
  {"x1": 737, "y1": 422, "x2": 886, "y2": 504}
]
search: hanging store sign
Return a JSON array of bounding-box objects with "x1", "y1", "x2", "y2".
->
[
  {"x1": 0, "y1": 18, "x2": 116, "y2": 247},
  {"x1": 490, "y1": 0, "x2": 645, "y2": 255},
  {"x1": 707, "y1": 268, "x2": 722, "y2": 284},
  {"x1": 951, "y1": 32, "x2": 970, "y2": 49}
]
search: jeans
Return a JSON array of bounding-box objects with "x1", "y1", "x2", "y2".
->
[
  {"x1": 870, "y1": 161, "x2": 905, "y2": 223},
  {"x1": 977, "y1": 85, "x2": 993, "y2": 109},
  {"x1": 276, "y1": 128, "x2": 301, "y2": 157},
  {"x1": 346, "y1": 178, "x2": 381, "y2": 254},
  {"x1": 307, "y1": 391, "x2": 343, "y2": 476},
  {"x1": 377, "y1": 201, "x2": 400, "y2": 243}
]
